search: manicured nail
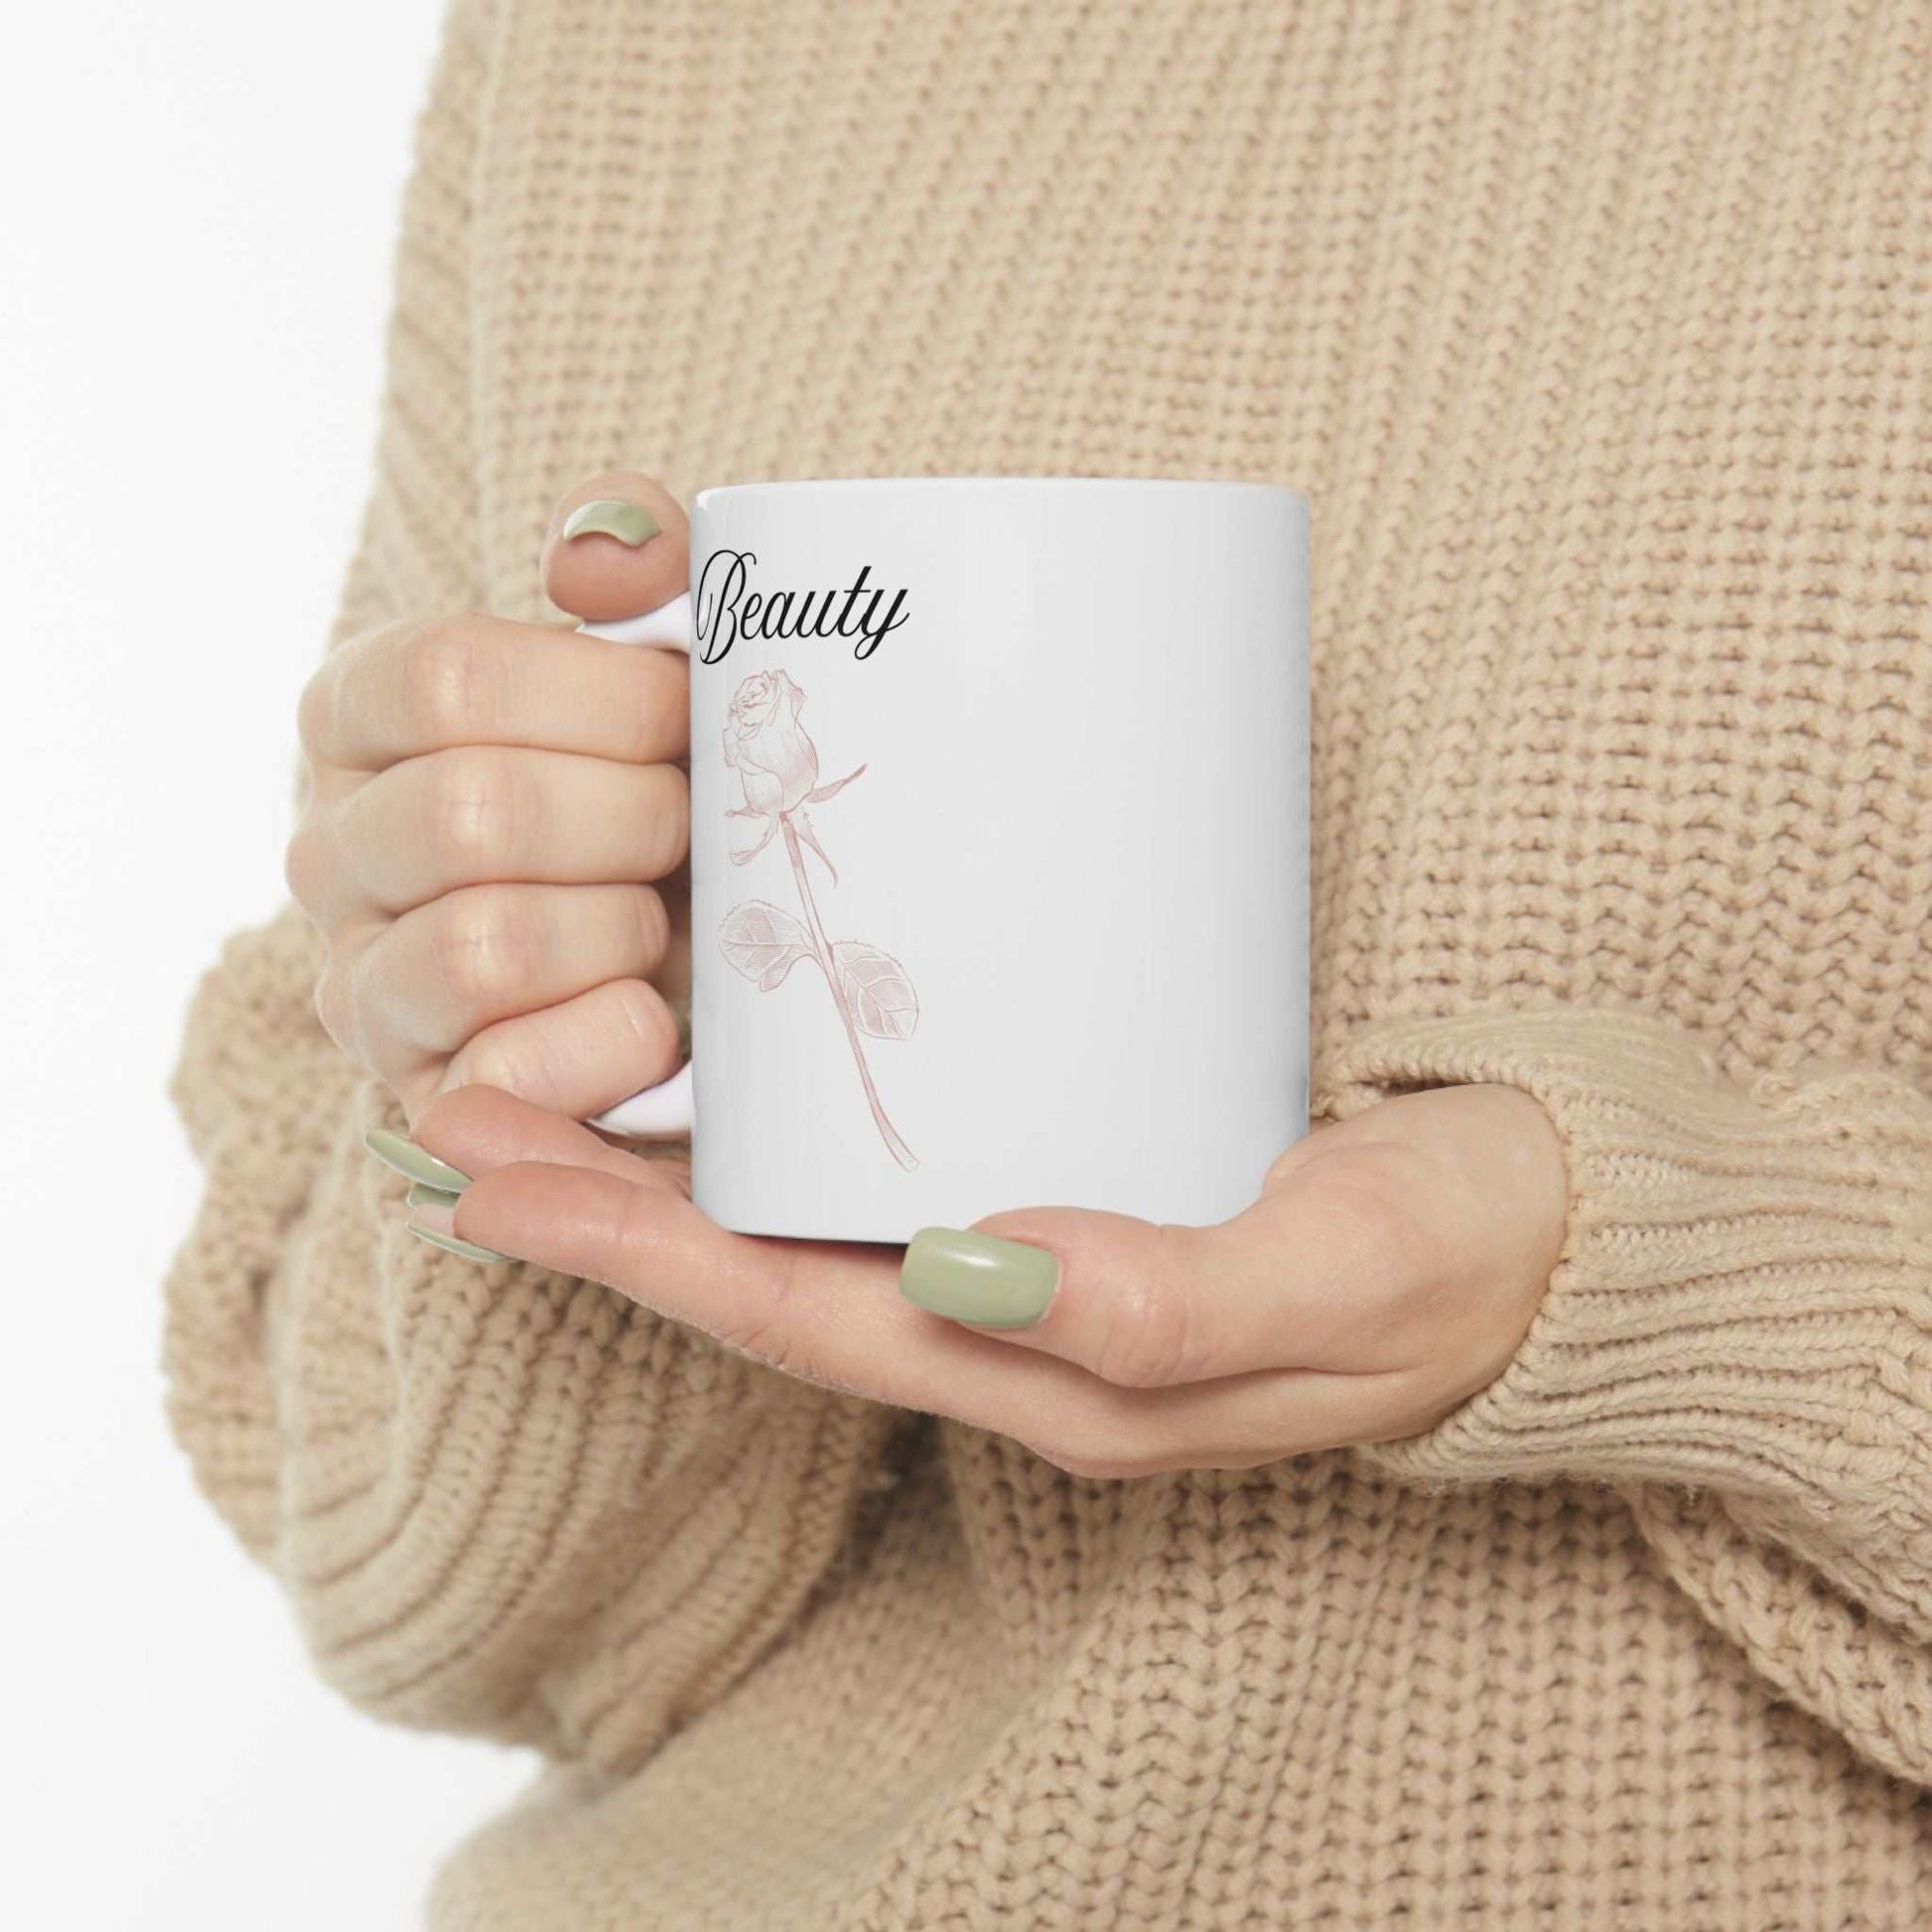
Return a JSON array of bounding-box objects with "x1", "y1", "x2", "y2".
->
[
  {"x1": 364, "y1": 1128, "x2": 470, "y2": 1192},
  {"x1": 562, "y1": 498, "x2": 660, "y2": 546},
  {"x1": 407, "y1": 1191, "x2": 458, "y2": 1239},
  {"x1": 672, "y1": 999, "x2": 692, "y2": 1060},
  {"x1": 899, "y1": 1228, "x2": 1059, "y2": 1329},
  {"x1": 407, "y1": 1223, "x2": 512, "y2": 1266}
]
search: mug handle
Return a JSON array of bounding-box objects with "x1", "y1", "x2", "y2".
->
[{"x1": 576, "y1": 594, "x2": 698, "y2": 1139}]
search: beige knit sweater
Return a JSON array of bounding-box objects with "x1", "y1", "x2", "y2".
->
[{"x1": 165, "y1": 1, "x2": 1932, "y2": 1924}]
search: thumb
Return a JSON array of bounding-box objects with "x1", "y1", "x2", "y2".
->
[
  {"x1": 540, "y1": 470, "x2": 690, "y2": 623},
  {"x1": 897, "y1": 1205, "x2": 1291, "y2": 1389}
]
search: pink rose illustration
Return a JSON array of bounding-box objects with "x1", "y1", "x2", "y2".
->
[
  {"x1": 718, "y1": 668, "x2": 917, "y2": 1170},
  {"x1": 723, "y1": 669, "x2": 820, "y2": 816},
  {"x1": 722, "y1": 667, "x2": 865, "y2": 874}
]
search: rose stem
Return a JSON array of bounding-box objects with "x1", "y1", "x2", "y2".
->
[{"x1": 780, "y1": 814, "x2": 917, "y2": 1171}]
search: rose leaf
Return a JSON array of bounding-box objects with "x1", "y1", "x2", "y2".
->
[
  {"x1": 806, "y1": 763, "x2": 866, "y2": 805},
  {"x1": 721, "y1": 900, "x2": 813, "y2": 989},
  {"x1": 831, "y1": 940, "x2": 918, "y2": 1040}
]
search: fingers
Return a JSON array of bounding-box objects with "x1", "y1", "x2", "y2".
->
[
  {"x1": 424, "y1": 1101, "x2": 1414, "y2": 1477},
  {"x1": 327, "y1": 882, "x2": 668, "y2": 1082},
  {"x1": 432, "y1": 978, "x2": 686, "y2": 1123},
  {"x1": 297, "y1": 747, "x2": 689, "y2": 918},
  {"x1": 436, "y1": 1145, "x2": 1218, "y2": 1455},
  {"x1": 900, "y1": 1211, "x2": 1279, "y2": 1387},
  {"x1": 416, "y1": 1083, "x2": 685, "y2": 1190},
  {"x1": 917, "y1": 1138, "x2": 1469, "y2": 1386},
  {"x1": 300, "y1": 613, "x2": 690, "y2": 771},
  {"x1": 540, "y1": 473, "x2": 690, "y2": 623},
  {"x1": 392, "y1": 1083, "x2": 1566, "y2": 1479},
  {"x1": 421, "y1": 1093, "x2": 1109, "y2": 1418}
]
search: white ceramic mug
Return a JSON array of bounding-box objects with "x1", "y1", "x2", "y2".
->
[{"x1": 581, "y1": 477, "x2": 1309, "y2": 1243}]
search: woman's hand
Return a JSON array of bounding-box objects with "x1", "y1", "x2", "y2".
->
[
  {"x1": 396, "y1": 1080, "x2": 1569, "y2": 1474},
  {"x1": 288, "y1": 475, "x2": 694, "y2": 1122}
]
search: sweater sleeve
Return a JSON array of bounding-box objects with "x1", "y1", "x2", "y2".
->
[
  {"x1": 1319, "y1": 1007, "x2": 1932, "y2": 1787},
  {"x1": 162, "y1": 0, "x2": 897, "y2": 1774}
]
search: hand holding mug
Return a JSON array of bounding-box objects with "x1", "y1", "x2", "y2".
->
[
  {"x1": 399, "y1": 1079, "x2": 1566, "y2": 1475},
  {"x1": 287, "y1": 475, "x2": 696, "y2": 1123},
  {"x1": 361, "y1": 469, "x2": 1569, "y2": 1469}
]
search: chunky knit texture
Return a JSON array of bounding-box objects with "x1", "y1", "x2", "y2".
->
[{"x1": 166, "y1": 1, "x2": 1932, "y2": 1925}]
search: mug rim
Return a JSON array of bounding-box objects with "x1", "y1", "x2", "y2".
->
[{"x1": 693, "y1": 475, "x2": 1310, "y2": 511}]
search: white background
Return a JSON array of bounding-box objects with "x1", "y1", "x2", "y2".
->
[{"x1": 0, "y1": 7, "x2": 535, "y2": 1926}]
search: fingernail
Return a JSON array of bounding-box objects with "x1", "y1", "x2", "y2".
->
[
  {"x1": 364, "y1": 1129, "x2": 470, "y2": 1192},
  {"x1": 899, "y1": 1228, "x2": 1059, "y2": 1329},
  {"x1": 406, "y1": 1223, "x2": 512, "y2": 1266},
  {"x1": 672, "y1": 999, "x2": 692, "y2": 1060},
  {"x1": 406, "y1": 1190, "x2": 458, "y2": 1238},
  {"x1": 562, "y1": 498, "x2": 660, "y2": 546}
]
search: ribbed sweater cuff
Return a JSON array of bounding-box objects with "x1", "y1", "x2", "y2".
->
[{"x1": 1317, "y1": 1010, "x2": 1932, "y2": 1514}]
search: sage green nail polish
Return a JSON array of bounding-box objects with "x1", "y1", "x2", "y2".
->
[
  {"x1": 364, "y1": 1129, "x2": 470, "y2": 1192},
  {"x1": 899, "y1": 1228, "x2": 1059, "y2": 1329},
  {"x1": 407, "y1": 1181, "x2": 463, "y2": 1212},
  {"x1": 562, "y1": 498, "x2": 660, "y2": 546},
  {"x1": 673, "y1": 1000, "x2": 692, "y2": 1060},
  {"x1": 407, "y1": 1223, "x2": 511, "y2": 1266}
]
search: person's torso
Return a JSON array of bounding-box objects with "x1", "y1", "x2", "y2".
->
[{"x1": 440, "y1": 4, "x2": 1932, "y2": 1923}]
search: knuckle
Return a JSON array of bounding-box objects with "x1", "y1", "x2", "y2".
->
[
  {"x1": 627, "y1": 885, "x2": 671, "y2": 967},
  {"x1": 612, "y1": 655, "x2": 676, "y2": 762},
  {"x1": 312, "y1": 956, "x2": 355, "y2": 1053},
  {"x1": 448, "y1": 1026, "x2": 540, "y2": 1102},
  {"x1": 400, "y1": 617, "x2": 494, "y2": 745},
  {"x1": 295, "y1": 662, "x2": 336, "y2": 759},
  {"x1": 610, "y1": 977, "x2": 680, "y2": 1068},
  {"x1": 1092, "y1": 1231, "x2": 1197, "y2": 1389},
  {"x1": 283, "y1": 815, "x2": 327, "y2": 908},
  {"x1": 641, "y1": 769, "x2": 691, "y2": 878},
  {"x1": 425, "y1": 748, "x2": 522, "y2": 878},
  {"x1": 432, "y1": 888, "x2": 536, "y2": 1012}
]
